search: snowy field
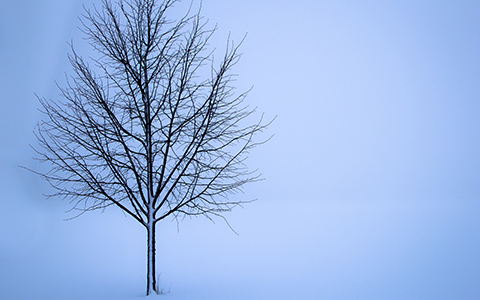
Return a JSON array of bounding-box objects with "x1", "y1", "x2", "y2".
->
[
  {"x1": 2, "y1": 0, "x2": 480, "y2": 299},
  {"x1": 2, "y1": 187, "x2": 480, "y2": 299}
]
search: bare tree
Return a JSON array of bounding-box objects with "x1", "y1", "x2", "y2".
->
[{"x1": 32, "y1": 0, "x2": 270, "y2": 295}]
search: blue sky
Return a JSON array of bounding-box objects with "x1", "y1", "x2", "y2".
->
[{"x1": 1, "y1": 0, "x2": 480, "y2": 299}]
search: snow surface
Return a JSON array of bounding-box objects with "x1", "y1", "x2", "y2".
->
[{"x1": 2, "y1": 194, "x2": 480, "y2": 299}]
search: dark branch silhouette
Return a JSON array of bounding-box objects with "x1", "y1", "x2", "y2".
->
[{"x1": 31, "y1": 0, "x2": 271, "y2": 295}]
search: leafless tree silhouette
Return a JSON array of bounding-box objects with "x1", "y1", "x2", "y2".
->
[{"x1": 32, "y1": 0, "x2": 270, "y2": 294}]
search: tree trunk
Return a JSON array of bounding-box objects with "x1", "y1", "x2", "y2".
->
[{"x1": 146, "y1": 222, "x2": 157, "y2": 295}]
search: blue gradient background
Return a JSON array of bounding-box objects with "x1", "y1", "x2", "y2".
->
[{"x1": 1, "y1": 0, "x2": 480, "y2": 299}]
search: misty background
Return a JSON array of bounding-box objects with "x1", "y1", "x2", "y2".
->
[{"x1": 1, "y1": 0, "x2": 480, "y2": 299}]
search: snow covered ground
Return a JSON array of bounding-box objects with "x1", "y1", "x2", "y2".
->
[{"x1": 2, "y1": 188, "x2": 480, "y2": 299}]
